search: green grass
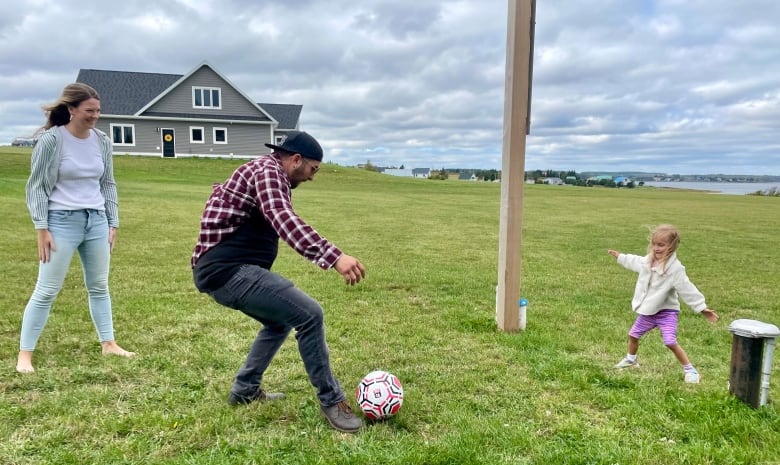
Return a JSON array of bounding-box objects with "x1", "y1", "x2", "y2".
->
[{"x1": 1, "y1": 147, "x2": 779, "y2": 464}]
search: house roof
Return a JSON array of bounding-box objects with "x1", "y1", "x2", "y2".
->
[
  {"x1": 258, "y1": 103, "x2": 302, "y2": 130},
  {"x1": 77, "y1": 63, "x2": 301, "y2": 128},
  {"x1": 77, "y1": 69, "x2": 180, "y2": 115}
]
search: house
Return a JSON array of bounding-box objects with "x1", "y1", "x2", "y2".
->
[
  {"x1": 76, "y1": 61, "x2": 302, "y2": 158},
  {"x1": 543, "y1": 177, "x2": 564, "y2": 185},
  {"x1": 384, "y1": 168, "x2": 414, "y2": 177},
  {"x1": 458, "y1": 171, "x2": 477, "y2": 181},
  {"x1": 11, "y1": 137, "x2": 36, "y2": 147},
  {"x1": 412, "y1": 168, "x2": 430, "y2": 178},
  {"x1": 586, "y1": 175, "x2": 614, "y2": 185}
]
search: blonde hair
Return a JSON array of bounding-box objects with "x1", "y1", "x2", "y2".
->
[
  {"x1": 646, "y1": 224, "x2": 680, "y2": 267},
  {"x1": 41, "y1": 83, "x2": 100, "y2": 129}
]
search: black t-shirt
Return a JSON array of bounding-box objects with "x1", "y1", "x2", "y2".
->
[{"x1": 193, "y1": 211, "x2": 279, "y2": 293}]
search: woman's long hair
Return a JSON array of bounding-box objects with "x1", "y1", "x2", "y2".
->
[{"x1": 41, "y1": 83, "x2": 100, "y2": 129}]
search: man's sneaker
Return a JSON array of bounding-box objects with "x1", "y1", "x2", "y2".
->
[
  {"x1": 614, "y1": 357, "x2": 638, "y2": 369},
  {"x1": 684, "y1": 371, "x2": 701, "y2": 384},
  {"x1": 228, "y1": 389, "x2": 285, "y2": 406},
  {"x1": 320, "y1": 400, "x2": 363, "y2": 433}
]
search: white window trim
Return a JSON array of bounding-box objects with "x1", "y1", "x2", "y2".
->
[
  {"x1": 110, "y1": 123, "x2": 135, "y2": 146},
  {"x1": 190, "y1": 126, "x2": 205, "y2": 144},
  {"x1": 192, "y1": 86, "x2": 222, "y2": 109},
  {"x1": 213, "y1": 127, "x2": 228, "y2": 144}
]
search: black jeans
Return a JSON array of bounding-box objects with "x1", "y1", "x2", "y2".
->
[{"x1": 209, "y1": 265, "x2": 345, "y2": 406}]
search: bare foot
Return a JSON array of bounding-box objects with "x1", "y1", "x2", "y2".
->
[
  {"x1": 101, "y1": 341, "x2": 136, "y2": 357},
  {"x1": 16, "y1": 350, "x2": 35, "y2": 373}
]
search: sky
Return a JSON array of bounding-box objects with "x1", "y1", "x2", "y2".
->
[{"x1": 2, "y1": 0, "x2": 779, "y2": 175}]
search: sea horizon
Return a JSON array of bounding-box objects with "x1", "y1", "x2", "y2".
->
[{"x1": 641, "y1": 181, "x2": 780, "y2": 195}]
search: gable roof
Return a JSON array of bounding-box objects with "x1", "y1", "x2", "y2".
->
[
  {"x1": 258, "y1": 103, "x2": 302, "y2": 130},
  {"x1": 77, "y1": 62, "x2": 301, "y2": 128},
  {"x1": 77, "y1": 69, "x2": 180, "y2": 115}
]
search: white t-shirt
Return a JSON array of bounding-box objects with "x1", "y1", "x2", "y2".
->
[{"x1": 49, "y1": 126, "x2": 106, "y2": 211}]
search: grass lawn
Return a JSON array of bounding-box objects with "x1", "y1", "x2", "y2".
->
[{"x1": 1, "y1": 147, "x2": 779, "y2": 464}]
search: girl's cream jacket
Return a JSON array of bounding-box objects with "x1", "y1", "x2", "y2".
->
[{"x1": 616, "y1": 252, "x2": 707, "y2": 315}]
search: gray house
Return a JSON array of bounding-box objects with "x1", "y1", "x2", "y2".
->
[
  {"x1": 412, "y1": 168, "x2": 430, "y2": 178},
  {"x1": 76, "y1": 61, "x2": 302, "y2": 158}
]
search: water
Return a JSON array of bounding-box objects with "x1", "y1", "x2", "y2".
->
[{"x1": 641, "y1": 181, "x2": 780, "y2": 195}]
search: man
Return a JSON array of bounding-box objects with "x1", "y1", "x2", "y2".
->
[{"x1": 191, "y1": 130, "x2": 366, "y2": 433}]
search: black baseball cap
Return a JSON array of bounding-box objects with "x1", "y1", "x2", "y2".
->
[{"x1": 265, "y1": 130, "x2": 323, "y2": 161}]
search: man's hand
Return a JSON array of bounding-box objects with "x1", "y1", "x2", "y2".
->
[{"x1": 334, "y1": 254, "x2": 366, "y2": 285}]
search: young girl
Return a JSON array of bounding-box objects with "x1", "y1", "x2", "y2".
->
[{"x1": 608, "y1": 224, "x2": 718, "y2": 383}]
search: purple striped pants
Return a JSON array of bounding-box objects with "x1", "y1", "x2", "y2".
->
[{"x1": 628, "y1": 309, "x2": 680, "y2": 346}]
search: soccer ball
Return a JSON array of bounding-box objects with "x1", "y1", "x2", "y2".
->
[{"x1": 355, "y1": 370, "x2": 404, "y2": 420}]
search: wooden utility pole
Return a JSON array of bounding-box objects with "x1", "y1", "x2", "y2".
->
[{"x1": 496, "y1": 0, "x2": 535, "y2": 331}]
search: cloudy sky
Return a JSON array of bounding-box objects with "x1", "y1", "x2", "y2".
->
[{"x1": 2, "y1": 0, "x2": 779, "y2": 174}]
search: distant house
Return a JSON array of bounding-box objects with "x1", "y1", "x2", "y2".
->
[
  {"x1": 613, "y1": 176, "x2": 630, "y2": 185},
  {"x1": 586, "y1": 175, "x2": 614, "y2": 184},
  {"x1": 543, "y1": 177, "x2": 564, "y2": 185},
  {"x1": 458, "y1": 171, "x2": 477, "y2": 181},
  {"x1": 11, "y1": 137, "x2": 36, "y2": 147},
  {"x1": 76, "y1": 61, "x2": 302, "y2": 158},
  {"x1": 384, "y1": 168, "x2": 414, "y2": 177},
  {"x1": 412, "y1": 168, "x2": 430, "y2": 178}
]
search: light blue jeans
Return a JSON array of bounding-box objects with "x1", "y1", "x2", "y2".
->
[{"x1": 20, "y1": 209, "x2": 115, "y2": 351}]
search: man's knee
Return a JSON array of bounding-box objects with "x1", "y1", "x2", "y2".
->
[{"x1": 303, "y1": 303, "x2": 324, "y2": 326}]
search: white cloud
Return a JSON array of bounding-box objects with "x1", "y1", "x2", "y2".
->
[{"x1": 1, "y1": 0, "x2": 779, "y2": 174}]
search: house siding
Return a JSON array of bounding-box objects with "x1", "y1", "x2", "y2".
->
[
  {"x1": 98, "y1": 117, "x2": 273, "y2": 157},
  {"x1": 143, "y1": 66, "x2": 270, "y2": 120}
]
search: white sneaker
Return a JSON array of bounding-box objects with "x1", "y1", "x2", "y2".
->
[
  {"x1": 614, "y1": 357, "x2": 638, "y2": 369},
  {"x1": 684, "y1": 371, "x2": 700, "y2": 384}
]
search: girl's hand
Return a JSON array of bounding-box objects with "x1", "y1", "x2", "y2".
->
[
  {"x1": 37, "y1": 229, "x2": 55, "y2": 263},
  {"x1": 608, "y1": 249, "x2": 620, "y2": 258},
  {"x1": 701, "y1": 309, "x2": 719, "y2": 323},
  {"x1": 109, "y1": 227, "x2": 117, "y2": 253}
]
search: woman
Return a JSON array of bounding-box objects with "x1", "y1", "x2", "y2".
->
[{"x1": 17, "y1": 83, "x2": 134, "y2": 373}]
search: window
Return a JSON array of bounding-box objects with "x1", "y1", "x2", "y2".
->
[
  {"x1": 111, "y1": 124, "x2": 135, "y2": 145},
  {"x1": 193, "y1": 87, "x2": 221, "y2": 109},
  {"x1": 190, "y1": 127, "x2": 205, "y2": 143},
  {"x1": 213, "y1": 128, "x2": 227, "y2": 144}
]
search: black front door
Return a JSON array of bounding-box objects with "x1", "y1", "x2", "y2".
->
[{"x1": 162, "y1": 129, "x2": 175, "y2": 158}]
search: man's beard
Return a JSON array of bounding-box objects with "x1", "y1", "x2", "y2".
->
[{"x1": 290, "y1": 165, "x2": 307, "y2": 189}]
